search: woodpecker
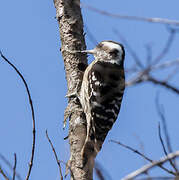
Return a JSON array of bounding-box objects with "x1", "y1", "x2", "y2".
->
[{"x1": 79, "y1": 40, "x2": 125, "y2": 161}]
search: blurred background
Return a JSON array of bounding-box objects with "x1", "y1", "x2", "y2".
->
[{"x1": 0, "y1": 0, "x2": 179, "y2": 179}]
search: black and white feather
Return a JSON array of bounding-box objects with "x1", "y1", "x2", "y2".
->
[{"x1": 79, "y1": 40, "x2": 125, "y2": 159}]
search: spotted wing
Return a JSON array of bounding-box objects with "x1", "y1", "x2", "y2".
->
[{"x1": 88, "y1": 61, "x2": 125, "y2": 142}]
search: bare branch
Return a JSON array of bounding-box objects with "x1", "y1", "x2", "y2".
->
[
  {"x1": 46, "y1": 130, "x2": 63, "y2": 180},
  {"x1": 12, "y1": 153, "x2": 17, "y2": 180},
  {"x1": 156, "y1": 96, "x2": 178, "y2": 172},
  {"x1": 0, "y1": 166, "x2": 9, "y2": 180},
  {"x1": 0, "y1": 154, "x2": 22, "y2": 180},
  {"x1": 152, "y1": 59, "x2": 179, "y2": 71},
  {"x1": 110, "y1": 140, "x2": 152, "y2": 162},
  {"x1": 126, "y1": 73, "x2": 144, "y2": 87},
  {"x1": 156, "y1": 101, "x2": 173, "y2": 154},
  {"x1": 158, "y1": 123, "x2": 169, "y2": 157},
  {"x1": 94, "y1": 165, "x2": 105, "y2": 180},
  {"x1": 137, "y1": 177, "x2": 174, "y2": 180},
  {"x1": 158, "y1": 123, "x2": 178, "y2": 173},
  {"x1": 126, "y1": 67, "x2": 179, "y2": 97},
  {"x1": 133, "y1": 134, "x2": 151, "y2": 177},
  {"x1": 147, "y1": 76, "x2": 179, "y2": 95},
  {"x1": 110, "y1": 140, "x2": 175, "y2": 176},
  {"x1": 122, "y1": 151, "x2": 179, "y2": 180},
  {"x1": 81, "y1": 3, "x2": 179, "y2": 26},
  {"x1": 165, "y1": 66, "x2": 179, "y2": 82},
  {"x1": 94, "y1": 162, "x2": 112, "y2": 180},
  {"x1": 145, "y1": 43, "x2": 153, "y2": 66},
  {"x1": 0, "y1": 51, "x2": 36, "y2": 180}
]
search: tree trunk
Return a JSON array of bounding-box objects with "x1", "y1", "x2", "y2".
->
[{"x1": 53, "y1": 0, "x2": 93, "y2": 179}]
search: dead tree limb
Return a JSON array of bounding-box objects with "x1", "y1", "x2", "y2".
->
[
  {"x1": 53, "y1": 0, "x2": 93, "y2": 179},
  {"x1": 122, "y1": 151, "x2": 179, "y2": 180}
]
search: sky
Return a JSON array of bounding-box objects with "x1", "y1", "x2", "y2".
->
[{"x1": 0, "y1": 0, "x2": 179, "y2": 180}]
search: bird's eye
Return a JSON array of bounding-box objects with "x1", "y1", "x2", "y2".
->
[{"x1": 109, "y1": 49, "x2": 119, "y2": 56}]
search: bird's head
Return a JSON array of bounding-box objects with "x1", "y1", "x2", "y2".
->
[{"x1": 82, "y1": 40, "x2": 125, "y2": 65}]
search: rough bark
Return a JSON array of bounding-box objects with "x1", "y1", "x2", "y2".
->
[{"x1": 53, "y1": 0, "x2": 93, "y2": 179}]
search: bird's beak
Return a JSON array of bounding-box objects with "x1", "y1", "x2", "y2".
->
[
  {"x1": 66, "y1": 49, "x2": 96, "y2": 54},
  {"x1": 80, "y1": 49, "x2": 95, "y2": 54}
]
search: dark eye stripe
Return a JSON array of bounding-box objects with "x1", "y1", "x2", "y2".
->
[
  {"x1": 110, "y1": 49, "x2": 118, "y2": 53},
  {"x1": 109, "y1": 49, "x2": 119, "y2": 57}
]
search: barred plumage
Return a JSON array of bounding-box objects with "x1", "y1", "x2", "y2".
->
[{"x1": 79, "y1": 41, "x2": 125, "y2": 160}]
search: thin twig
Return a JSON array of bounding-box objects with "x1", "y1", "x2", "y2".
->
[
  {"x1": 126, "y1": 68, "x2": 150, "y2": 87},
  {"x1": 136, "y1": 177, "x2": 174, "y2": 180},
  {"x1": 0, "y1": 154, "x2": 22, "y2": 180},
  {"x1": 158, "y1": 123, "x2": 169, "y2": 157},
  {"x1": 158, "y1": 123, "x2": 178, "y2": 173},
  {"x1": 94, "y1": 162, "x2": 112, "y2": 180},
  {"x1": 126, "y1": 69, "x2": 179, "y2": 94},
  {"x1": 81, "y1": 3, "x2": 179, "y2": 26},
  {"x1": 13, "y1": 153, "x2": 17, "y2": 180},
  {"x1": 46, "y1": 130, "x2": 63, "y2": 180},
  {"x1": 152, "y1": 59, "x2": 179, "y2": 71},
  {"x1": 110, "y1": 140, "x2": 175, "y2": 175},
  {"x1": 94, "y1": 165, "x2": 105, "y2": 180},
  {"x1": 121, "y1": 151, "x2": 179, "y2": 180},
  {"x1": 0, "y1": 51, "x2": 36, "y2": 180},
  {"x1": 165, "y1": 66, "x2": 179, "y2": 82},
  {"x1": 145, "y1": 43, "x2": 153, "y2": 66},
  {"x1": 156, "y1": 103, "x2": 173, "y2": 153},
  {"x1": 133, "y1": 134, "x2": 151, "y2": 178},
  {"x1": 60, "y1": 160, "x2": 75, "y2": 180},
  {"x1": 0, "y1": 154, "x2": 12, "y2": 170},
  {"x1": 0, "y1": 166, "x2": 9, "y2": 180},
  {"x1": 156, "y1": 97, "x2": 178, "y2": 173},
  {"x1": 147, "y1": 76, "x2": 179, "y2": 95},
  {"x1": 126, "y1": 57, "x2": 179, "y2": 87}
]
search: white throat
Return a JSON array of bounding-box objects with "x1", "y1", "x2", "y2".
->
[{"x1": 109, "y1": 59, "x2": 121, "y2": 65}]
